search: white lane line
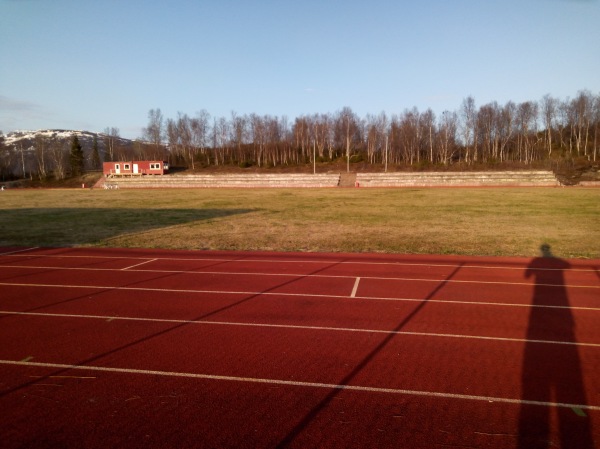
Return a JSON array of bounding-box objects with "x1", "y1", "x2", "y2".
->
[
  {"x1": 0, "y1": 265, "x2": 597, "y2": 289},
  {"x1": 351, "y1": 277, "x2": 361, "y2": 297},
  {"x1": 28, "y1": 375, "x2": 96, "y2": 379},
  {"x1": 0, "y1": 247, "x2": 39, "y2": 256},
  {"x1": 122, "y1": 259, "x2": 157, "y2": 270},
  {"x1": 3, "y1": 310, "x2": 600, "y2": 348},
  {"x1": 0, "y1": 281, "x2": 599, "y2": 312},
  {"x1": 1, "y1": 252, "x2": 597, "y2": 273},
  {"x1": 2, "y1": 359, "x2": 599, "y2": 411}
]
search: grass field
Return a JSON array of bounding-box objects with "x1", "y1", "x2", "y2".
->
[{"x1": 0, "y1": 187, "x2": 598, "y2": 258}]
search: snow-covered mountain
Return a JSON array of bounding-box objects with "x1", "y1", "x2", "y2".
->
[
  {"x1": 1, "y1": 129, "x2": 132, "y2": 152},
  {"x1": 0, "y1": 129, "x2": 135, "y2": 179}
]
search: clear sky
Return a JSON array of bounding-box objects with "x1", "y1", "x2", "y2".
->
[{"x1": 1, "y1": 0, "x2": 599, "y2": 139}]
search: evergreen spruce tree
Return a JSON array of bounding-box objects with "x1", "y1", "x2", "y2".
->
[
  {"x1": 69, "y1": 135, "x2": 84, "y2": 177},
  {"x1": 91, "y1": 135, "x2": 101, "y2": 169}
]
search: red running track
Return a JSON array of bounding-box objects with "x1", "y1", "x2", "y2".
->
[{"x1": 0, "y1": 246, "x2": 599, "y2": 449}]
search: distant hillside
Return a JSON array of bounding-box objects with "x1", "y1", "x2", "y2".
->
[
  {"x1": 0, "y1": 129, "x2": 138, "y2": 180},
  {"x1": 2, "y1": 129, "x2": 133, "y2": 158}
]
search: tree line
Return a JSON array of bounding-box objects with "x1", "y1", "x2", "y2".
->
[
  {"x1": 146, "y1": 90, "x2": 599, "y2": 170},
  {"x1": 1, "y1": 90, "x2": 598, "y2": 181}
]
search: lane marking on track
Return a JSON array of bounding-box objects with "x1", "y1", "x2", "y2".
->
[
  {"x1": 121, "y1": 259, "x2": 157, "y2": 270},
  {"x1": 0, "y1": 282, "x2": 599, "y2": 311},
  {"x1": 28, "y1": 375, "x2": 96, "y2": 379},
  {"x1": 351, "y1": 277, "x2": 361, "y2": 297},
  {"x1": 2, "y1": 359, "x2": 599, "y2": 411},
  {"x1": 2, "y1": 310, "x2": 600, "y2": 347},
  {"x1": 0, "y1": 247, "x2": 39, "y2": 256},
  {"x1": 1, "y1": 252, "x2": 597, "y2": 273},
  {"x1": 0, "y1": 265, "x2": 598, "y2": 289}
]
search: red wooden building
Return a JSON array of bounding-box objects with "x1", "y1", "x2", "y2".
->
[{"x1": 103, "y1": 161, "x2": 169, "y2": 177}]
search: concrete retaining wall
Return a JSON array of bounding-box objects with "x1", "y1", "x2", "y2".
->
[
  {"x1": 101, "y1": 171, "x2": 562, "y2": 189},
  {"x1": 104, "y1": 173, "x2": 341, "y2": 189},
  {"x1": 355, "y1": 171, "x2": 560, "y2": 187}
]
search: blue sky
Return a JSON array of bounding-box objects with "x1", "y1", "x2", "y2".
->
[{"x1": 1, "y1": 0, "x2": 599, "y2": 139}]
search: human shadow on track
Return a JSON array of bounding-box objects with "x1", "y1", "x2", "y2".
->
[
  {"x1": 517, "y1": 244, "x2": 593, "y2": 449},
  {"x1": 275, "y1": 262, "x2": 465, "y2": 448}
]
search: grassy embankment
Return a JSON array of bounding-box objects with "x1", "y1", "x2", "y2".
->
[{"x1": 0, "y1": 187, "x2": 598, "y2": 258}]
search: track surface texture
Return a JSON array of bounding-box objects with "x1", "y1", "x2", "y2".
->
[{"x1": 1, "y1": 246, "x2": 599, "y2": 449}]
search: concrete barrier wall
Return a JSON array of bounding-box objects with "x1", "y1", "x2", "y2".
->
[
  {"x1": 107, "y1": 173, "x2": 341, "y2": 189},
  {"x1": 103, "y1": 171, "x2": 562, "y2": 189},
  {"x1": 355, "y1": 171, "x2": 560, "y2": 187}
]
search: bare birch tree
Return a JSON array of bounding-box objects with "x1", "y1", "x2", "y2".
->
[
  {"x1": 191, "y1": 110, "x2": 211, "y2": 164},
  {"x1": 540, "y1": 94, "x2": 557, "y2": 157},
  {"x1": 143, "y1": 108, "x2": 165, "y2": 160},
  {"x1": 49, "y1": 139, "x2": 68, "y2": 180},
  {"x1": 461, "y1": 96, "x2": 477, "y2": 164},
  {"x1": 33, "y1": 135, "x2": 49, "y2": 180},
  {"x1": 103, "y1": 127, "x2": 120, "y2": 162},
  {"x1": 420, "y1": 109, "x2": 435, "y2": 164},
  {"x1": 438, "y1": 111, "x2": 458, "y2": 165}
]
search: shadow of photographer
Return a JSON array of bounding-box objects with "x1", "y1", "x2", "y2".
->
[{"x1": 518, "y1": 244, "x2": 593, "y2": 448}]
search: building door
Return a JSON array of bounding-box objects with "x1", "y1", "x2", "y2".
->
[{"x1": 133, "y1": 164, "x2": 139, "y2": 174}]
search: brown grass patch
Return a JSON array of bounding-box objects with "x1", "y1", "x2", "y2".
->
[{"x1": 0, "y1": 187, "x2": 598, "y2": 258}]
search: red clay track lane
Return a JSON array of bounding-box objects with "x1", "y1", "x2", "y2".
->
[{"x1": 0, "y1": 246, "x2": 599, "y2": 448}]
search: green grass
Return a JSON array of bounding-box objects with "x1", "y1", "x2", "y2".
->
[{"x1": 0, "y1": 187, "x2": 598, "y2": 258}]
